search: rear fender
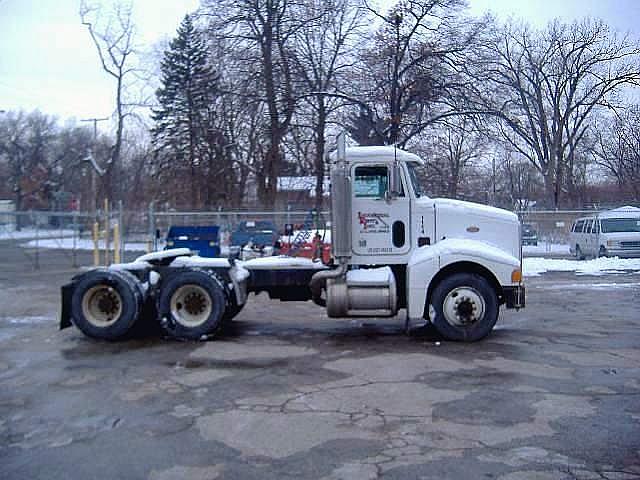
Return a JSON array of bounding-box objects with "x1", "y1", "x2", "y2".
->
[{"x1": 406, "y1": 239, "x2": 520, "y2": 321}]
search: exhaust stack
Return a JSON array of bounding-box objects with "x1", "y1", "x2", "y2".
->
[{"x1": 331, "y1": 132, "x2": 352, "y2": 260}]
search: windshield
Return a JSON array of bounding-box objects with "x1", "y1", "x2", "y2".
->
[
  {"x1": 406, "y1": 162, "x2": 423, "y2": 197},
  {"x1": 600, "y1": 218, "x2": 640, "y2": 233}
]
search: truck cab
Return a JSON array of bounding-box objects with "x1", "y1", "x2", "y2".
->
[{"x1": 309, "y1": 145, "x2": 525, "y2": 341}]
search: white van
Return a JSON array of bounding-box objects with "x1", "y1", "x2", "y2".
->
[{"x1": 569, "y1": 206, "x2": 640, "y2": 259}]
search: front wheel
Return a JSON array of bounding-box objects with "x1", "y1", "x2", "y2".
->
[
  {"x1": 575, "y1": 245, "x2": 585, "y2": 260},
  {"x1": 428, "y1": 273, "x2": 499, "y2": 342},
  {"x1": 598, "y1": 246, "x2": 608, "y2": 258}
]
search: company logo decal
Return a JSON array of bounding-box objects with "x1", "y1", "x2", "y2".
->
[{"x1": 358, "y1": 212, "x2": 390, "y2": 234}]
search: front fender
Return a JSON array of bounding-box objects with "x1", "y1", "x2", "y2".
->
[{"x1": 406, "y1": 238, "x2": 521, "y2": 321}]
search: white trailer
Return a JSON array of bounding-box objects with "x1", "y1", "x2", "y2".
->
[{"x1": 60, "y1": 143, "x2": 525, "y2": 342}]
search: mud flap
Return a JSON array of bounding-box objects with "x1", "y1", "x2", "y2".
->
[{"x1": 60, "y1": 282, "x2": 75, "y2": 329}]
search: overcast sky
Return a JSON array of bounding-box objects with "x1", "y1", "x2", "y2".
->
[{"x1": 1, "y1": 0, "x2": 638, "y2": 124}]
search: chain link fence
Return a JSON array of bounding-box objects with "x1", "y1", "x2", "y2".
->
[
  {"x1": 0, "y1": 207, "x2": 330, "y2": 271},
  {"x1": 3, "y1": 205, "x2": 631, "y2": 271}
]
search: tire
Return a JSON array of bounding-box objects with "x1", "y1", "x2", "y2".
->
[
  {"x1": 598, "y1": 246, "x2": 608, "y2": 258},
  {"x1": 428, "y1": 273, "x2": 499, "y2": 342},
  {"x1": 157, "y1": 268, "x2": 227, "y2": 340},
  {"x1": 575, "y1": 245, "x2": 585, "y2": 260},
  {"x1": 71, "y1": 268, "x2": 144, "y2": 340},
  {"x1": 223, "y1": 292, "x2": 245, "y2": 321}
]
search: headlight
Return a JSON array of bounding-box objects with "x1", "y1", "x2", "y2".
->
[
  {"x1": 167, "y1": 240, "x2": 174, "y2": 246},
  {"x1": 606, "y1": 240, "x2": 617, "y2": 247}
]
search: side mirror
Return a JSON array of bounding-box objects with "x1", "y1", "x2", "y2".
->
[{"x1": 388, "y1": 163, "x2": 402, "y2": 200}]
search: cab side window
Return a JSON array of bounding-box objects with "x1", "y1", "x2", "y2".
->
[
  {"x1": 574, "y1": 220, "x2": 585, "y2": 232},
  {"x1": 354, "y1": 166, "x2": 388, "y2": 198},
  {"x1": 593, "y1": 221, "x2": 600, "y2": 234}
]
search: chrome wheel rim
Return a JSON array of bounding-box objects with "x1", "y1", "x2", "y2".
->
[
  {"x1": 442, "y1": 286, "x2": 485, "y2": 327},
  {"x1": 81, "y1": 285, "x2": 123, "y2": 327},
  {"x1": 170, "y1": 285, "x2": 212, "y2": 327}
]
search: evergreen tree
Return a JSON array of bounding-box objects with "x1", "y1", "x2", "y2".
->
[{"x1": 151, "y1": 14, "x2": 219, "y2": 208}]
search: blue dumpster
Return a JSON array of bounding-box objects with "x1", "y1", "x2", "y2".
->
[{"x1": 165, "y1": 226, "x2": 220, "y2": 257}]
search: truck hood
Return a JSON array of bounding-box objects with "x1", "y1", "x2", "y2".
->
[{"x1": 429, "y1": 198, "x2": 521, "y2": 262}]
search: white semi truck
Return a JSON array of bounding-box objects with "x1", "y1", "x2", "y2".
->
[{"x1": 60, "y1": 142, "x2": 525, "y2": 342}]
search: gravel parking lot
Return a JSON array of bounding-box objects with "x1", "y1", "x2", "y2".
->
[{"x1": 1, "y1": 239, "x2": 639, "y2": 480}]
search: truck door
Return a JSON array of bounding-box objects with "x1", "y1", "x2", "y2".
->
[{"x1": 351, "y1": 164, "x2": 411, "y2": 256}]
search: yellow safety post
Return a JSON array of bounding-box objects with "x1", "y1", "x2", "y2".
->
[
  {"x1": 92, "y1": 222, "x2": 100, "y2": 266},
  {"x1": 113, "y1": 222, "x2": 121, "y2": 264},
  {"x1": 104, "y1": 199, "x2": 110, "y2": 265}
]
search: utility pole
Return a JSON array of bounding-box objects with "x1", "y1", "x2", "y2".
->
[
  {"x1": 81, "y1": 117, "x2": 109, "y2": 213},
  {"x1": 492, "y1": 156, "x2": 496, "y2": 206}
]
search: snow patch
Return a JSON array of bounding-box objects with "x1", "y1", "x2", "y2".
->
[
  {"x1": 434, "y1": 198, "x2": 518, "y2": 222},
  {"x1": 241, "y1": 256, "x2": 329, "y2": 270},
  {"x1": 536, "y1": 282, "x2": 640, "y2": 290},
  {"x1": 347, "y1": 267, "x2": 393, "y2": 285},
  {"x1": 21, "y1": 238, "x2": 147, "y2": 251},
  {"x1": 0, "y1": 228, "x2": 75, "y2": 240},
  {"x1": 135, "y1": 248, "x2": 192, "y2": 262},
  {"x1": 109, "y1": 261, "x2": 151, "y2": 271},
  {"x1": 523, "y1": 257, "x2": 640, "y2": 276},
  {"x1": 149, "y1": 271, "x2": 160, "y2": 286},
  {"x1": 522, "y1": 241, "x2": 571, "y2": 256},
  {"x1": 333, "y1": 146, "x2": 424, "y2": 164},
  {"x1": 170, "y1": 256, "x2": 230, "y2": 268},
  {"x1": 230, "y1": 265, "x2": 250, "y2": 282}
]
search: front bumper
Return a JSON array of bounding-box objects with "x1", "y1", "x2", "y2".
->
[
  {"x1": 603, "y1": 248, "x2": 640, "y2": 258},
  {"x1": 503, "y1": 285, "x2": 525, "y2": 309}
]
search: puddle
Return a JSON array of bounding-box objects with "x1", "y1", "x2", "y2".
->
[{"x1": 167, "y1": 357, "x2": 291, "y2": 370}]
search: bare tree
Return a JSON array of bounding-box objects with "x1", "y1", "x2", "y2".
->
[
  {"x1": 0, "y1": 111, "x2": 57, "y2": 215},
  {"x1": 500, "y1": 148, "x2": 544, "y2": 210},
  {"x1": 293, "y1": 0, "x2": 367, "y2": 209},
  {"x1": 346, "y1": 0, "x2": 483, "y2": 147},
  {"x1": 80, "y1": 0, "x2": 137, "y2": 202},
  {"x1": 477, "y1": 19, "x2": 640, "y2": 208},
  {"x1": 203, "y1": 0, "x2": 303, "y2": 205},
  {"x1": 591, "y1": 107, "x2": 640, "y2": 201},
  {"x1": 0, "y1": 112, "x2": 101, "y2": 219},
  {"x1": 418, "y1": 117, "x2": 485, "y2": 198}
]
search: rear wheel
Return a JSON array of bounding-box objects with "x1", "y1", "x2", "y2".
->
[
  {"x1": 71, "y1": 269, "x2": 144, "y2": 340},
  {"x1": 158, "y1": 269, "x2": 226, "y2": 340},
  {"x1": 428, "y1": 273, "x2": 499, "y2": 342}
]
